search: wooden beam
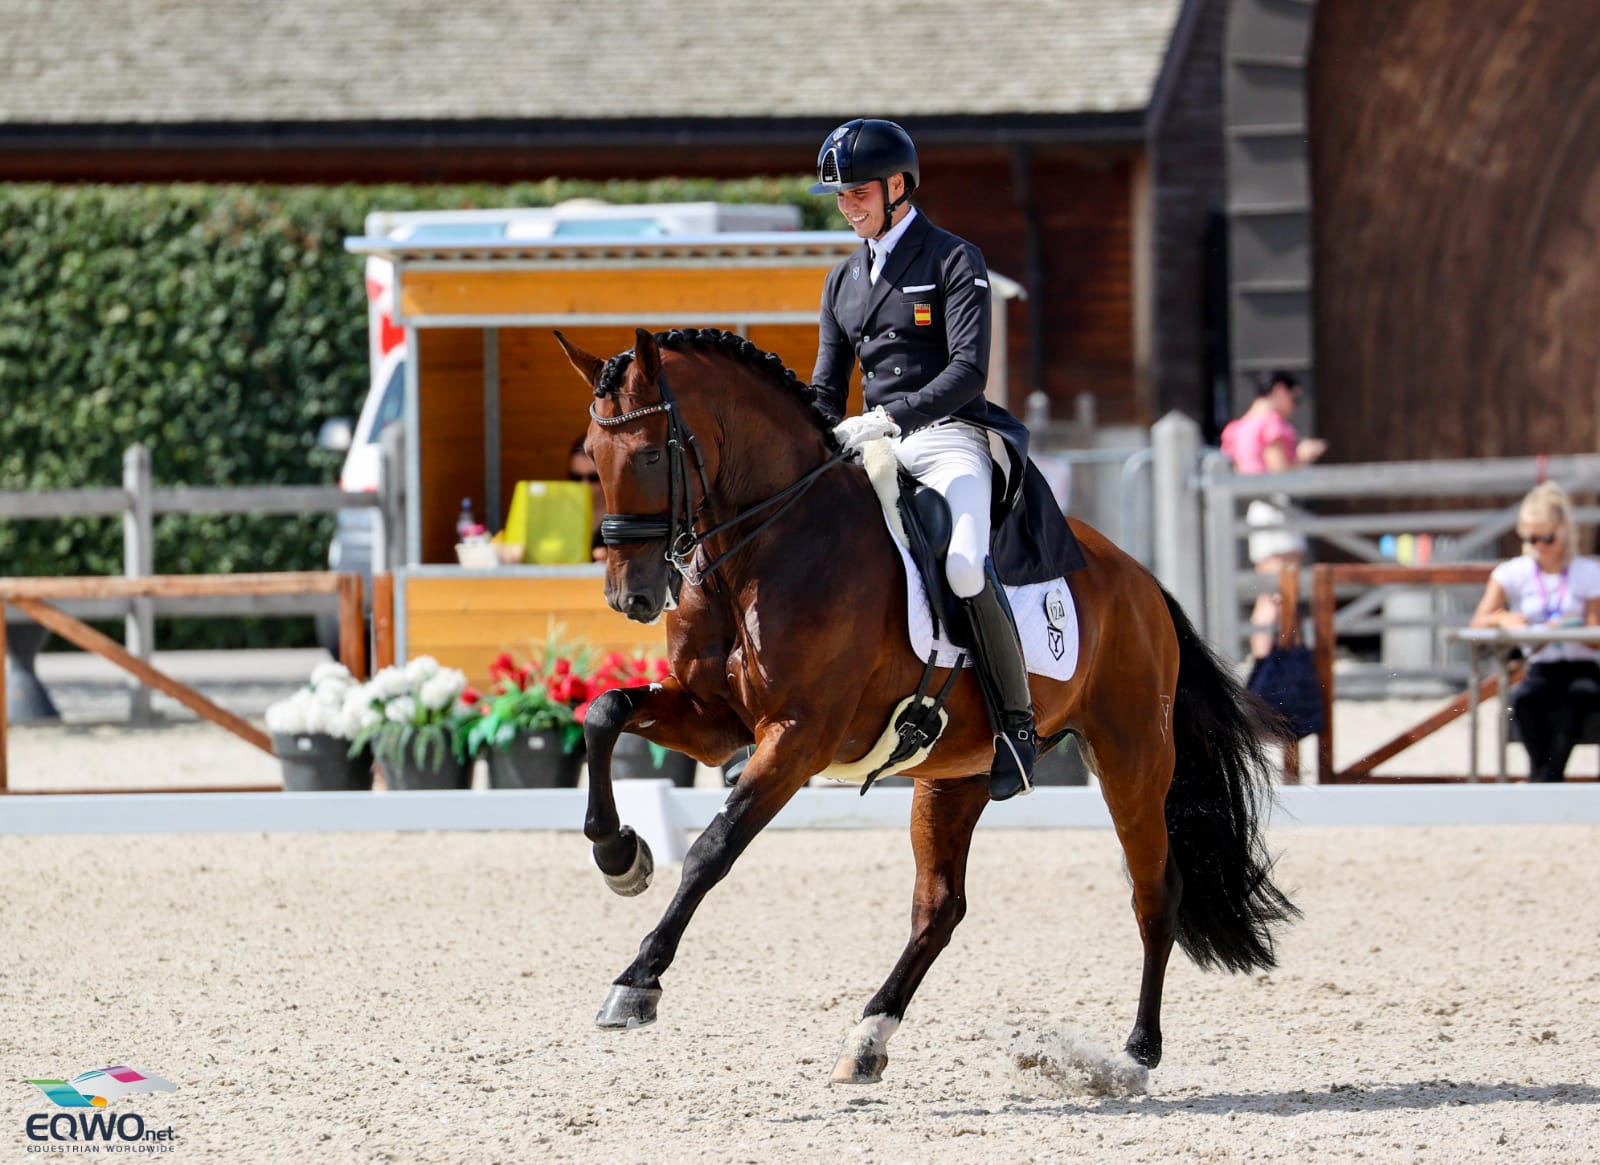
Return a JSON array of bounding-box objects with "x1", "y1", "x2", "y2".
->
[
  {"x1": 7, "y1": 597, "x2": 272, "y2": 756},
  {"x1": 0, "y1": 606, "x2": 7, "y2": 793},
  {"x1": 372, "y1": 573, "x2": 396, "y2": 673},
  {"x1": 401, "y1": 265, "x2": 829, "y2": 320},
  {"x1": 1314, "y1": 565, "x2": 1337, "y2": 783},
  {"x1": 1277, "y1": 564, "x2": 1301, "y2": 784},
  {"x1": 7, "y1": 785, "x2": 282, "y2": 796},
  {"x1": 0, "y1": 572, "x2": 344, "y2": 600},
  {"x1": 338, "y1": 573, "x2": 366, "y2": 680},
  {"x1": 1339, "y1": 666, "x2": 1519, "y2": 780}
]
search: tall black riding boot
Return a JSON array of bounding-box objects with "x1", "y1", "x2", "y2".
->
[{"x1": 959, "y1": 574, "x2": 1037, "y2": 801}]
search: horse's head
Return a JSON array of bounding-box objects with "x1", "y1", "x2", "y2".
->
[{"x1": 556, "y1": 328, "x2": 715, "y2": 623}]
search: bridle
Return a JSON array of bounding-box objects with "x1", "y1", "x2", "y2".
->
[{"x1": 588, "y1": 369, "x2": 845, "y2": 591}]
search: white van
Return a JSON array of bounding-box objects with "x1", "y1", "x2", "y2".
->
[{"x1": 313, "y1": 200, "x2": 803, "y2": 647}]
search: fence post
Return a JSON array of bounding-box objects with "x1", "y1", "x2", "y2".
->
[
  {"x1": 1, "y1": 607, "x2": 8, "y2": 792},
  {"x1": 337, "y1": 574, "x2": 366, "y2": 681},
  {"x1": 372, "y1": 572, "x2": 395, "y2": 673},
  {"x1": 1200, "y1": 455, "x2": 1240, "y2": 654},
  {"x1": 377, "y1": 424, "x2": 406, "y2": 570},
  {"x1": 1151, "y1": 412, "x2": 1204, "y2": 620},
  {"x1": 123, "y1": 444, "x2": 154, "y2": 721}
]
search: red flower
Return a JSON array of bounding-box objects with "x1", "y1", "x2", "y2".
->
[{"x1": 461, "y1": 686, "x2": 481, "y2": 707}]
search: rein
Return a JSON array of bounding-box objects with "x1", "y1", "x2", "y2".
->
[{"x1": 590, "y1": 371, "x2": 845, "y2": 589}]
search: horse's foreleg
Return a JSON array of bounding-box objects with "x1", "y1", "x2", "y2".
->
[
  {"x1": 1094, "y1": 733, "x2": 1181, "y2": 1070},
  {"x1": 595, "y1": 727, "x2": 822, "y2": 1029},
  {"x1": 582, "y1": 681, "x2": 748, "y2": 897},
  {"x1": 833, "y1": 774, "x2": 989, "y2": 1084}
]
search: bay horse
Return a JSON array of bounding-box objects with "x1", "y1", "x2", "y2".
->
[{"x1": 556, "y1": 326, "x2": 1298, "y2": 1084}]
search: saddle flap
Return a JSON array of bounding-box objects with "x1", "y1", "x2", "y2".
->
[{"x1": 895, "y1": 474, "x2": 961, "y2": 636}]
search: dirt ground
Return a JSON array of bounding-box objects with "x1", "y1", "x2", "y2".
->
[
  {"x1": 3, "y1": 652, "x2": 1598, "y2": 1162},
  {"x1": 3, "y1": 826, "x2": 1597, "y2": 1164}
]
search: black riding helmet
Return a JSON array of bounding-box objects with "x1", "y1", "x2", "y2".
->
[{"x1": 809, "y1": 119, "x2": 919, "y2": 236}]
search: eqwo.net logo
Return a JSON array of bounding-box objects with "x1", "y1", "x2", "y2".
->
[{"x1": 23, "y1": 1067, "x2": 177, "y2": 1148}]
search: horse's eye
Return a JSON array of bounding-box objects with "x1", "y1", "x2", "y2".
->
[{"x1": 641, "y1": 450, "x2": 662, "y2": 466}]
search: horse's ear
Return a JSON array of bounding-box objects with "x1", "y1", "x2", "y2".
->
[
  {"x1": 632, "y1": 328, "x2": 661, "y2": 383},
  {"x1": 553, "y1": 330, "x2": 604, "y2": 388}
]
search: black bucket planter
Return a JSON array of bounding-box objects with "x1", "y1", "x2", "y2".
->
[
  {"x1": 377, "y1": 750, "x2": 471, "y2": 790},
  {"x1": 486, "y1": 730, "x2": 584, "y2": 789},
  {"x1": 612, "y1": 732, "x2": 697, "y2": 787},
  {"x1": 272, "y1": 733, "x2": 374, "y2": 792}
]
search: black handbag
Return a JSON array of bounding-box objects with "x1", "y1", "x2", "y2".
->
[{"x1": 1247, "y1": 645, "x2": 1325, "y2": 739}]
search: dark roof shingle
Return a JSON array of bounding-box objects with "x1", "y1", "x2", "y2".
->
[{"x1": 1, "y1": 0, "x2": 1183, "y2": 124}]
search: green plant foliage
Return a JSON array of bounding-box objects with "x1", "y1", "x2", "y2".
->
[
  {"x1": 462, "y1": 683, "x2": 582, "y2": 758},
  {"x1": 0, "y1": 177, "x2": 822, "y2": 647}
]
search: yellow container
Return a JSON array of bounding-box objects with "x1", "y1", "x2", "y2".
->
[{"x1": 502, "y1": 481, "x2": 593, "y2": 564}]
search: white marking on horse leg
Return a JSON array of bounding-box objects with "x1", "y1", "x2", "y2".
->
[
  {"x1": 831, "y1": 1012, "x2": 900, "y2": 1083},
  {"x1": 844, "y1": 1013, "x2": 900, "y2": 1056}
]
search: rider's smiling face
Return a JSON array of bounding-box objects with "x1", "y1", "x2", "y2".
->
[{"x1": 836, "y1": 175, "x2": 905, "y2": 239}]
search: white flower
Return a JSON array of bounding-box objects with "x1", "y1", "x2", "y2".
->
[
  {"x1": 313, "y1": 681, "x2": 348, "y2": 708},
  {"x1": 266, "y1": 684, "x2": 358, "y2": 739},
  {"x1": 366, "y1": 666, "x2": 410, "y2": 700},
  {"x1": 265, "y1": 689, "x2": 314, "y2": 734},
  {"x1": 385, "y1": 696, "x2": 417, "y2": 724},
  {"x1": 403, "y1": 656, "x2": 441, "y2": 686},
  {"x1": 310, "y1": 661, "x2": 354, "y2": 688},
  {"x1": 419, "y1": 669, "x2": 467, "y2": 712}
]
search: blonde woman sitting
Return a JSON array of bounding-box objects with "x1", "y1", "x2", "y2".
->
[{"x1": 1470, "y1": 482, "x2": 1600, "y2": 781}]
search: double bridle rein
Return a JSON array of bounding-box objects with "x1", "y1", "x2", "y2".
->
[{"x1": 588, "y1": 370, "x2": 845, "y2": 590}]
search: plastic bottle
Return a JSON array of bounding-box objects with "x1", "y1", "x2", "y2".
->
[{"x1": 456, "y1": 497, "x2": 477, "y2": 542}]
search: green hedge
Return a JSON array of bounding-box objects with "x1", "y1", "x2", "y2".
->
[{"x1": 0, "y1": 178, "x2": 827, "y2": 647}]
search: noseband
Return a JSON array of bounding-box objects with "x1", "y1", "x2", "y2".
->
[{"x1": 589, "y1": 371, "x2": 844, "y2": 589}]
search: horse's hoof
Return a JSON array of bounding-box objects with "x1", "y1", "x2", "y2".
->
[
  {"x1": 1124, "y1": 1032, "x2": 1162, "y2": 1069},
  {"x1": 830, "y1": 1049, "x2": 888, "y2": 1084},
  {"x1": 595, "y1": 985, "x2": 662, "y2": 1029},
  {"x1": 598, "y1": 832, "x2": 654, "y2": 897}
]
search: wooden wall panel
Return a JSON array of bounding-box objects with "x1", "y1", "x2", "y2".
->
[
  {"x1": 404, "y1": 574, "x2": 666, "y2": 688},
  {"x1": 921, "y1": 149, "x2": 1138, "y2": 423},
  {"x1": 418, "y1": 328, "x2": 486, "y2": 564},
  {"x1": 1310, "y1": 0, "x2": 1600, "y2": 462},
  {"x1": 494, "y1": 323, "x2": 845, "y2": 521},
  {"x1": 498, "y1": 326, "x2": 637, "y2": 495}
]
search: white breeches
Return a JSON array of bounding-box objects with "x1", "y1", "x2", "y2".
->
[{"x1": 892, "y1": 421, "x2": 993, "y2": 598}]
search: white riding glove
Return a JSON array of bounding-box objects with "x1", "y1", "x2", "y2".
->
[{"x1": 832, "y1": 406, "x2": 901, "y2": 451}]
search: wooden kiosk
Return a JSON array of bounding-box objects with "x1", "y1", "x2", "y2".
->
[{"x1": 344, "y1": 224, "x2": 1021, "y2": 686}]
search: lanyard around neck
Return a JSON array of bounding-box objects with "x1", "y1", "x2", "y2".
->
[{"x1": 1532, "y1": 565, "x2": 1570, "y2": 623}]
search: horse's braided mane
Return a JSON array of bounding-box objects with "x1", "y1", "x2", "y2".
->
[{"x1": 594, "y1": 328, "x2": 842, "y2": 434}]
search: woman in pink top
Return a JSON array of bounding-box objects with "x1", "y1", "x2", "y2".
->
[{"x1": 1220, "y1": 371, "x2": 1327, "y2": 658}]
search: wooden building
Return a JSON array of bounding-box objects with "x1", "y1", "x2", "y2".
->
[
  {"x1": 0, "y1": 0, "x2": 1231, "y2": 431},
  {"x1": 1223, "y1": 0, "x2": 1600, "y2": 461}
]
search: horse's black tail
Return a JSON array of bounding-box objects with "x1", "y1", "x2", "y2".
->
[{"x1": 1160, "y1": 585, "x2": 1301, "y2": 973}]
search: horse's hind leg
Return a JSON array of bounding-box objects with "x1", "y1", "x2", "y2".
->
[
  {"x1": 1090, "y1": 731, "x2": 1181, "y2": 1069},
  {"x1": 833, "y1": 774, "x2": 989, "y2": 1084}
]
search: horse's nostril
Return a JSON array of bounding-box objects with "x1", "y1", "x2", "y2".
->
[{"x1": 625, "y1": 592, "x2": 655, "y2": 620}]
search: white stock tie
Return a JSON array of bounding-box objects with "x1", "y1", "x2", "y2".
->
[{"x1": 869, "y1": 245, "x2": 885, "y2": 285}]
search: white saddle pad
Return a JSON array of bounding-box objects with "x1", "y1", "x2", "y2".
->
[
  {"x1": 856, "y1": 438, "x2": 1079, "y2": 683},
  {"x1": 882, "y1": 517, "x2": 1080, "y2": 683}
]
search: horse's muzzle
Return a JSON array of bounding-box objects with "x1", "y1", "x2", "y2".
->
[{"x1": 619, "y1": 589, "x2": 665, "y2": 623}]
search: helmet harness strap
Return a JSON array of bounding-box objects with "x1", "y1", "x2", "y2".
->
[{"x1": 875, "y1": 175, "x2": 912, "y2": 239}]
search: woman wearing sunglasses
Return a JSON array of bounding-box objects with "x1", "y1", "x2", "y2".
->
[{"x1": 1470, "y1": 481, "x2": 1600, "y2": 781}]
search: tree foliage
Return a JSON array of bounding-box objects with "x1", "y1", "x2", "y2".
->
[{"x1": 0, "y1": 177, "x2": 823, "y2": 646}]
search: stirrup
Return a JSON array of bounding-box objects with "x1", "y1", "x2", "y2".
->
[{"x1": 989, "y1": 723, "x2": 1036, "y2": 801}]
